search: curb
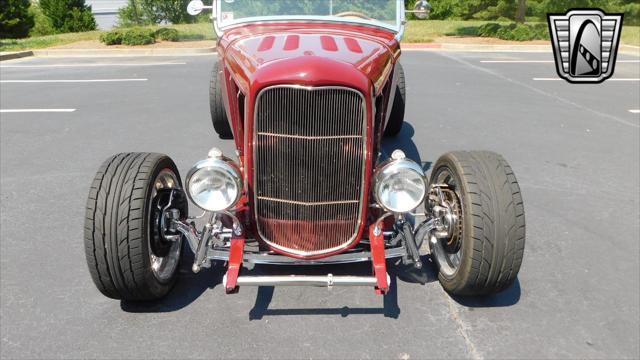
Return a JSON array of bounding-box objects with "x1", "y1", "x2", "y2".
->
[
  {"x1": 31, "y1": 47, "x2": 216, "y2": 57},
  {"x1": 0, "y1": 51, "x2": 34, "y2": 61},
  {"x1": 620, "y1": 45, "x2": 640, "y2": 56},
  {"x1": 403, "y1": 43, "x2": 551, "y2": 52}
]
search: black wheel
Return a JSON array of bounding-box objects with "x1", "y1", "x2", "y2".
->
[
  {"x1": 384, "y1": 62, "x2": 406, "y2": 137},
  {"x1": 428, "y1": 151, "x2": 525, "y2": 296},
  {"x1": 84, "y1": 153, "x2": 188, "y2": 301},
  {"x1": 210, "y1": 60, "x2": 233, "y2": 139}
]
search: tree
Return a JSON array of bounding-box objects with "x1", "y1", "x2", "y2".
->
[
  {"x1": 39, "y1": 0, "x2": 96, "y2": 33},
  {"x1": 119, "y1": 0, "x2": 195, "y2": 26},
  {"x1": 0, "y1": 0, "x2": 34, "y2": 39},
  {"x1": 515, "y1": 0, "x2": 526, "y2": 22}
]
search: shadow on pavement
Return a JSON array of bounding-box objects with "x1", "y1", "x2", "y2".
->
[
  {"x1": 120, "y1": 246, "x2": 223, "y2": 313},
  {"x1": 381, "y1": 122, "x2": 432, "y2": 173},
  {"x1": 450, "y1": 278, "x2": 522, "y2": 308},
  {"x1": 247, "y1": 261, "x2": 403, "y2": 320},
  {"x1": 246, "y1": 257, "x2": 443, "y2": 320}
]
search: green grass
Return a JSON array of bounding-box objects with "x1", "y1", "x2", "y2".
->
[
  {"x1": 1, "y1": 21, "x2": 638, "y2": 52},
  {"x1": 0, "y1": 30, "x2": 102, "y2": 52},
  {"x1": 621, "y1": 25, "x2": 639, "y2": 46},
  {"x1": 404, "y1": 20, "x2": 507, "y2": 42},
  {"x1": 0, "y1": 23, "x2": 216, "y2": 52},
  {"x1": 169, "y1": 23, "x2": 216, "y2": 41}
]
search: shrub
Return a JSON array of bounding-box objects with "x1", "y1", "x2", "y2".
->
[
  {"x1": 623, "y1": 3, "x2": 639, "y2": 26},
  {"x1": 121, "y1": 28, "x2": 155, "y2": 45},
  {"x1": 29, "y1": 4, "x2": 55, "y2": 36},
  {"x1": 39, "y1": 0, "x2": 96, "y2": 33},
  {"x1": 100, "y1": 29, "x2": 124, "y2": 45},
  {"x1": 154, "y1": 27, "x2": 179, "y2": 42},
  {"x1": 0, "y1": 0, "x2": 34, "y2": 39},
  {"x1": 477, "y1": 22, "x2": 501, "y2": 37},
  {"x1": 493, "y1": 23, "x2": 548, "y2": 41}
]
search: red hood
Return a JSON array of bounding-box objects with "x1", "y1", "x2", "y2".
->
[{"x1": 218, "y1": 22, "x2": 400, "y2": 95}]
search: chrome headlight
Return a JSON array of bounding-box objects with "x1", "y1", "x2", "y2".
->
[
  {"x1": 373, "y1": 150, "x2": 427, "y2": 213},
  {"x1": 186, "y1": 149, "x2": 242, "y2": 212}
]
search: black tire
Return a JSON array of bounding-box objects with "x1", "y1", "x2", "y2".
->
[
  {"x1": 210, "y1": 60, "x2": 233, "y2": 139},
  {"x1": 84, "y1": 153, "x2": 185, "y2": 301},
  {"x1": 430, "y1": 151, "x2": 525, "y2": 296},
  {"x1": 384, "y1": 63, "x2": 406, "y2": 137}
]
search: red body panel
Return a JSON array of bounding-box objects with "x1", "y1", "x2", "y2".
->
[{"x1": 217, "y1": 22, "x2": 401, "y2": 259}]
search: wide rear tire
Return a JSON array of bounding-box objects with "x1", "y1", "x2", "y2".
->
[
  {"x1": 210, "y1": 60, "x2": 233, "y2": 139},
  {"x1": 84, "y1": 153, "x2": 185, "y2": 301},
  {"x1": 429, "y1": 151, "x2": 525, "y2": 296}
]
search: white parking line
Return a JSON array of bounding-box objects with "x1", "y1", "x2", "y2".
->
[
  {"x1": 0, "y1": 109, "x2": 76, "y2": 113},
  {"x1": 629, "y1": 110, "x2": 640, "y2": 114},
  {"x1": 482, "y1": 60, "x2": 640, "y2": 63},
  {"x1": 0, "y1": 62, "x2": 186, "y2": 68},
  {"x1": 482, "y1": 60, "x2": 554, "y2": 63},
  {"x1": 0, "y1": 79, "x2": 148, "y2": 83},
  {"x1": 533, "y1": 78, "x2": 640, "y2": 81}
]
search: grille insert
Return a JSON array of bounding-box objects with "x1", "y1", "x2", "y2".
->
[{"x1": 253, "y1": 86, "x2": 366, "y2": 256}]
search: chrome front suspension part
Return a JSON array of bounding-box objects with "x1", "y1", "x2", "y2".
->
[{"x1": 165, "y1": 209, "x2": 243, "y2": 273}]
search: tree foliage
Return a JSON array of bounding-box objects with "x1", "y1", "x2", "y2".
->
[
  {"x1": 118, "y1": 0, "x2": 196, "y2": 26},
  {"x1": 220, "y1": 0, "x2": 397, "y2": 21},
  {"x1": 0, "y1": 0, "x2": 34, "y2": 39},
  {"x1": 415, "y1": 0, "x2": 639, "y2": 24},
  {"x1": 39, "y1": 0, "x2": 96, "y2": 33}
]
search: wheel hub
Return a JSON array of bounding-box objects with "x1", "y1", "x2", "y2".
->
[{"x1": 428, "y1": 185, "x2": 463, "y2": 253}]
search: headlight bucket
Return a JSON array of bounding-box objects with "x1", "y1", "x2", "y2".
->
[
  {"x1": 185, "y1": 152, "x2": 242, "y2": 212},
  {"x1": 373, "y1": 151, "x2": 427, "y2": 213}
]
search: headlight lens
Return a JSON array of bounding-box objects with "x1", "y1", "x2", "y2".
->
[
  {"x1": 186, "y1": 157, "x2": 242, "y2": 212},
  {"x1": 374, "y1": 155, "x2": 426, "y2": 213}
]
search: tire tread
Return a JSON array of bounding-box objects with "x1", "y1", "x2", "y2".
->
[
  {"x1": 84, "y1": 152, "x2": 180, "y2": 301},
  {"x1": 433, "y1": 151, "x2": 525, "y2": 295}
]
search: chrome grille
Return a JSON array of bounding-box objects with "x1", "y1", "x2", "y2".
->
[{"x1": 253, "y1": 86, "x2": 366, "y2": 256}]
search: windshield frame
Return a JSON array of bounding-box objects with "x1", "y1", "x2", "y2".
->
[{"x1": 212, "y1": 0, "x2": 406, "y2": 40}]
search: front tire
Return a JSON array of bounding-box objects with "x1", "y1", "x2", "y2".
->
[
  {"x1": 429, "y1": 151, "x2": 525, "y2": 296},
  {"x1": 84, "y1": 153, "x2": 185, "y2": 301}
]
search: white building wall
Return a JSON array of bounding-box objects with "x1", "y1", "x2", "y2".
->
[{"x1": 87, "y1": 0, "x2": 127, "y2": 29}]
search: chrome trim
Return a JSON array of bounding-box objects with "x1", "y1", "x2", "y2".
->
[
  {"x1": 257, "y1": 196, "x2": 359, "y2": 207},
  {"x1": 257, "y1": 132, "x2": 361, "y2": 140},
  {"x1": 225, "y1": 273, "x2": 390, "y2": 287},
  {"x1": 253, "y1": 85, "x2": 368, "y2": 257}
]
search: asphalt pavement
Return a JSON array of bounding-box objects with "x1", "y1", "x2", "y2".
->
[{"x1": 1, "y1": 50, "x2": 639, "y2": 359}]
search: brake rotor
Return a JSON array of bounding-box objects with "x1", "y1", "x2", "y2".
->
[{"x1": 440, "y1": 188, "x2": 463, "y2": 253}]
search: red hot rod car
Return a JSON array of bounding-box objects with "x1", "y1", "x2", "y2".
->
[{"x1": 84, "y1": 0, "x2": 525, "y2": 301}]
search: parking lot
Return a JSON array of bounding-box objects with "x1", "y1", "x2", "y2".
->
[{"x1": 1, "y1": 49, "x2": 639, "y2": 359}]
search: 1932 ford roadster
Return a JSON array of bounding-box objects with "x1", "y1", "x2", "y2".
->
[{"x1": 84, "y1": 0, "x2": 525, "y2": 301}]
